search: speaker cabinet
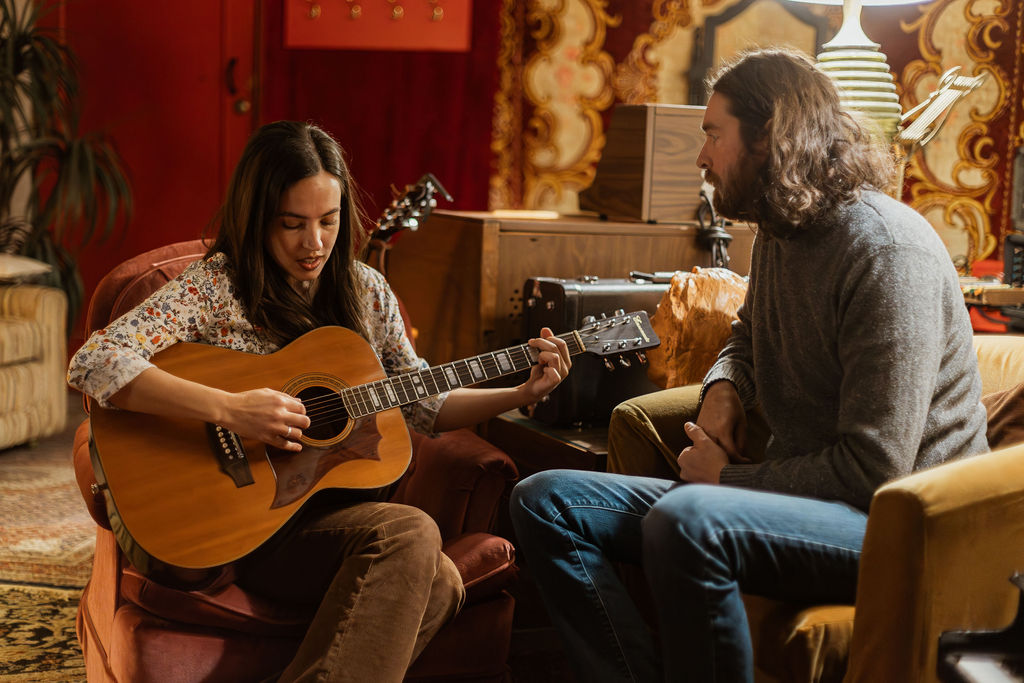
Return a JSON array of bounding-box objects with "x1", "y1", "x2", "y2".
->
[{"x1": 579, "y1": 104, "x2": 706, "y2": 224}]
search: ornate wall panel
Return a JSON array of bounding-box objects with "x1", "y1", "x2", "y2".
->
[
  {"x1": 490, "y1": 0, "x2": 1022, "y2": 265},
  {"x1": 490, "y1": 0, "x2": 526, "y2": 210},
  {"x1": 881, "y1": 0, "x2": 1014, "y2": 266},
  {"x1": 520, "y1": 0, "x2": 620, "y2": 211}
]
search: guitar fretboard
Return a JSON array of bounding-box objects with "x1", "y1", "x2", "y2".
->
[{"x1": 341, "y1": 331, "x2": 583, "y2": 419}]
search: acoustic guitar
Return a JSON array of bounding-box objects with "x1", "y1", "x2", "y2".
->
[
  {"x1": 365, "y1": 172, "x2": 452, "y2": 277},
  {"x1": 89, "y1": 311, "x2": 659, "y2": 571},
  {"x1": 371, "y1": 172, "x2": 452, "y2": 245}
]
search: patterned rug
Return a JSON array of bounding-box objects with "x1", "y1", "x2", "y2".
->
[
  {"x1": 0, "y1": 396, "x2": 91, "y2": 680},
  {"x1": 0, "y1": 458, "x2": 95, "y2": 588},
  {"x1": 0, "y1": 454, "x2": 94, "y2": 589},
  {"x1": 0, "y1": 582, "x2": 85, "y2": 681}
]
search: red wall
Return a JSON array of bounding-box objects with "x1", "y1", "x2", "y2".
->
[
  {"x1": 64, "y1": 0, "x2": 502, "y2": 349},
  {"x1": 259, "y1": 0, "x2": 502, "y2": 217},
  {"x1": 65, "y1": 2, "x2": 240, "y2": 344}
]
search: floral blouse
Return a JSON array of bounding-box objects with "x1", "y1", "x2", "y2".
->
[{"x1": 67, "y1": 253, "x2": 444, "y2": 433}]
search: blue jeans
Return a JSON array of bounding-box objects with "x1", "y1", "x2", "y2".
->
[{"x1": 509, "y1": 470, "x2": 868, "y2": 682}]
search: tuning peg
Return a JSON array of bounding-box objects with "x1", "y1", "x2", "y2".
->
[
  {"x1": 614, "y1": 309, "x2": 624, "y2": 316},
  {"x1": 636, "y1": 351, "x2": 648, "y2": 365},
  {"x1": 603, "y1": 358, "x2": 616, "y2": 371},
  {"x1": 618, "y1": 356, "x2": 632, "y2": 368},
  {"x1": 583, "y1": 315, "x2": 597, "y2": 325},
  {"x1": 599, "y1": 313, "x2": 607, "y2": 319}
]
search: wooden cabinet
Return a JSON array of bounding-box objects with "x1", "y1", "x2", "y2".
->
[{"x1": 385, "y1": 210, "x2": 754, "y2": 365}]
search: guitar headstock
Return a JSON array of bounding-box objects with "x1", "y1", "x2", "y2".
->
[
  {"x1": 372, "y1": 173, "x2": 453, "y2": 245},
  {"x1": 576, "y1": 310, "x2": 660, "y2": 358}
]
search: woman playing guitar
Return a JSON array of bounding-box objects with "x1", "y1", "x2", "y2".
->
[{"x1": 67, "y1": 121, "x2": 571, "y2": 683}]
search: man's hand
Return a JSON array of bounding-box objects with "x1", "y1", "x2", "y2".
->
[
  {"x1": 221, "y1": 388, "x2": 309, "y2": 453},
  {"x1": 678, "y1": 422, "x2": 728, "y2": 484},
  {"x1": 520, "y1": 328, "x2": 572, "y2": 401},
  {"x1": 696, "y1": 380, "x2": 749, "y2": 464}
]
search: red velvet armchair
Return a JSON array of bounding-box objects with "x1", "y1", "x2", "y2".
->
[{"x1": 72, "y1": 240, "x2": 521, "y2": 682}]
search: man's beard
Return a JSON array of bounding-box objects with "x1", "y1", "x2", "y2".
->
[{"x1": 704, "y1": 158, "x2": 763, "y2": 223}]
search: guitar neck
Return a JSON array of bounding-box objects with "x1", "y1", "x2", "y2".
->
[{"x1": 341, "y1": 331, "x2": 584, "y2": 419}]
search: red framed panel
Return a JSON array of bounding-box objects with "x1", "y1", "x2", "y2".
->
[{"x1": 284, "y1": 0, "x2": 471, "y2": 51}]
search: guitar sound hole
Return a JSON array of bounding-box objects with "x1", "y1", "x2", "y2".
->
[{"x1": 296, "y1": 386, "x2": 349, "y2": 441}]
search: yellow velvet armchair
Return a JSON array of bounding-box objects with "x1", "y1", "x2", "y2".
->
[
  {"x1": 0, "y1": 284, "x2": 67, "y2": 450},
  {"x1": 746, "y1": 334, "x2": 1024, "y2": 682}
]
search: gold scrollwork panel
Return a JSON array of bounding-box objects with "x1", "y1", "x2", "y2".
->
[{"x1": 899, "y1": 0, "x2": 1010, "y2": 265}]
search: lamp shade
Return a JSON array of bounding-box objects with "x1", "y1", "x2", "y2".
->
[
  {"x1": 789, "y1": 0, "x2": 927, "y2": 46},
  {"x1": 786, "y1": 0, "x2": 928, "y2": 140},
  {"x1": 787, "y1": 0, "x2": 925, "y2": 5}
]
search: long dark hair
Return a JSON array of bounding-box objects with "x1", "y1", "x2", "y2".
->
[
  {"x1": 206, "y1": 121, "x2": 369, "y2": 346},
  {"x1": 708, "y1": 47, "x2": 897, "y2": 236}
]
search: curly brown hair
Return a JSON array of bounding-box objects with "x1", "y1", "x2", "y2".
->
[{"x1": 707, "y1": 47, "x2": 897, "y2": 237}]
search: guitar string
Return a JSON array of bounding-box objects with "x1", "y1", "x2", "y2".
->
[
  {"x1": 296, "y1": 328, "x2": 610, "y2": 426},
  {"x1": 294, "y1": 352, "x2": 521, "y2": 415},
  {"x1": 292, "y1": 328, "x2": 591, "y2": 413},
  {"x1": 297, "y1": 344, "x2": 541, "y2": 428},
  {"x1": 297, "y1": 342, "x2": 539, "y2": 415},
  {"x1": 290, "y1": 328, "x2": 606, "y2": 429},
  {"x1": 300, "y1": 348, "x2": 534, "y2": 424}
]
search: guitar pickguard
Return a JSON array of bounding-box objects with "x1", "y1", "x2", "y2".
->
[{"x1": 266, "y1": 415, "x2": 383, "y2": 509}]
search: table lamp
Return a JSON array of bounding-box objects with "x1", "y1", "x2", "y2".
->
[{"x1": 788, "y1": 0, "x2": 929, "y2": 142}]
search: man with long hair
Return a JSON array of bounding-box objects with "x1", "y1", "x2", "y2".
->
[{"x1": 510, "y1": 48, "x2": 988, "y2": 682}]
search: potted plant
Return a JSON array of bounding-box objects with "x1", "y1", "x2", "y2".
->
[{"x1": 0, "y1": 0, "x2": 132, "y2": 327}]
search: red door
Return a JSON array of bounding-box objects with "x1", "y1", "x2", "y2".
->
[{"x1": 62, "y1": 1, "x2": 256, "y2": 344}]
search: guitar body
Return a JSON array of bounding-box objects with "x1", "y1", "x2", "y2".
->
[
  {"x1": 89, "y1": 326, "x2": 412, "y2": 570},
  {"x1": 87, "y1": 309, "x2": 660, "y2": 574}
]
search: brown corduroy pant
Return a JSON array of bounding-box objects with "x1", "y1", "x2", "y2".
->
[
  {"x1": 606, "y1": 384, "x2": 771, "y2": 478},
  {"x1": 237, "y1": 497, "x2": 465, "y2": 683}
]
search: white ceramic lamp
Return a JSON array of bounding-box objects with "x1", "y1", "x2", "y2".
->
[{"x1": 788, "y1": 0, "x2": 928, "y2": 141}]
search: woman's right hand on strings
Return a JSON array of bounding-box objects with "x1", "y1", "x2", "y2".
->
[
  {"x1": 221, "y1": 388, "x2": 309, "y2": 452},
  {"x1": 108, "y1": 369, "x2": 307, "y2": 452}
]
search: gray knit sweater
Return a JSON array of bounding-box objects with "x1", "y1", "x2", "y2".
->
[{"x1": 703, "y1": 191, "x2": 988, "y2": 512}]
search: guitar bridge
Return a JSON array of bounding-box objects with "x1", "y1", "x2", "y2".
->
[{"x1": 206, "y1": 423, "x2": 254, "y2": 488}]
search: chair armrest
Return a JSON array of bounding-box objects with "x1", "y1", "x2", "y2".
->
[
  {"x1": 72, "y1": 418, "x2": 113, "y2": 530},
  {"x1": 974, "y1": 334, "x2": 1024, "y2": 394},
  {"x1": 0, "y1": 284, "x2": 67, "y2": 399},
  {"x1": 846, "y1": 443, "x2": 1024, "y2": 683},
  {"x1": 390, "y1": 428, "x2": 519, "y2": 540},
  {"x1": 442, "y1": 531, "x2": 518, "y2": 604},
  {"x1": 0, "y1": 284, "x2": 65, "y2": 322}
]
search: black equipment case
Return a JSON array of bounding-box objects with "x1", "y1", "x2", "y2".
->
[{"x1": 522, "y1": 275, "x2": 669, "y2": 427}]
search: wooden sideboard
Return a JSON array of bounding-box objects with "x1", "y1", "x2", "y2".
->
[{"x1": 385, "y1": 210, "x2": 754, "y2": 365}]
